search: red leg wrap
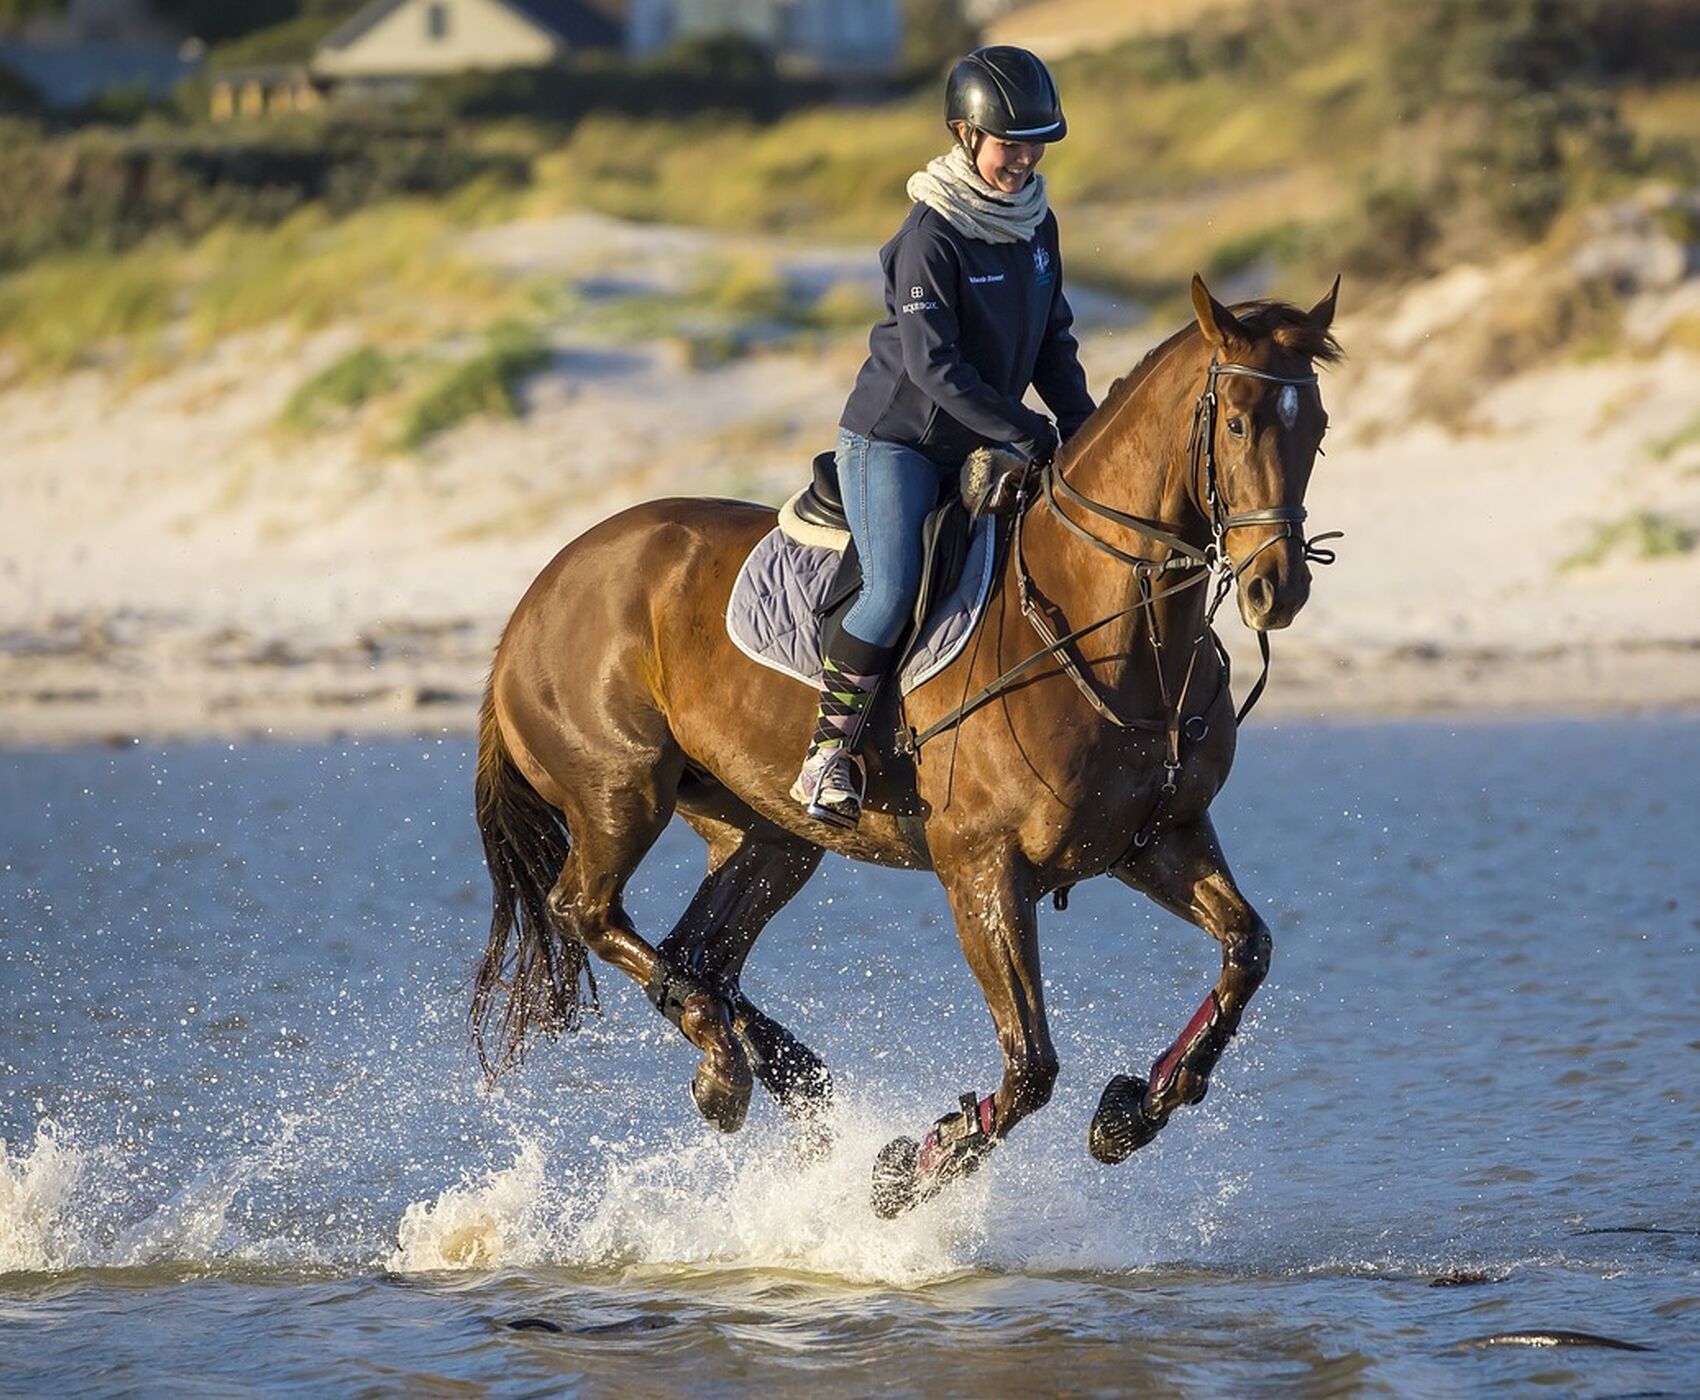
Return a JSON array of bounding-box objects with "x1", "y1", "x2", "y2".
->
[
  {"x1": 1150, "y1": 991, "x2": 1223, "y2": 1095},
  {"x1": 917, "y1": 1093, "x2": 996, "y2": 1179}
]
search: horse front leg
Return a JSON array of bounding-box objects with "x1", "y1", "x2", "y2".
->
[
  {"x1": 872, "y1": 849, "x2": 1056, "y2": 1217},
  {"x1": 1092, "y1": 815, "x2": 1272, "y2": 1164}
]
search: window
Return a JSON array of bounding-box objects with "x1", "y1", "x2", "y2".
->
[{"x1": 426, "y1": 2, "x2": 449, "y2": 39}]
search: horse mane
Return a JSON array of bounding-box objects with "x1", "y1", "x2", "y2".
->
[
  {"x1": 1235, "y1": 300, "x2": 1344, "y2": 365},
  {"x1": 1056, "y1": 298, "x2": 1341, "y2": 471}
]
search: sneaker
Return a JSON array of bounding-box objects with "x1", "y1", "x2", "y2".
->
[{"x1": 789, "y1": 746, "x2": 865, "y2": 828}]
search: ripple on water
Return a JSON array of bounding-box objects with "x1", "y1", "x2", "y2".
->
[{"x1": 2, "y1": 722, "x2": 1698, "y2": 1394}]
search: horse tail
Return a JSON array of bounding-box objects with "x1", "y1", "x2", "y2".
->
[{"x1": 470, "y1": 683, "x2": 597, "y2": 1080}]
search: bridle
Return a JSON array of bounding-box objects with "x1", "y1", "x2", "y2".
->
[
  {"x1": 898, "y1": 353, "x2": 1341, "y2": 851},
  {"x1": 1047, "y1": 355, "x2": 1335, "y2": 583}
]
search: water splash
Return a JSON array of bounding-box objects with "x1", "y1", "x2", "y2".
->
[
  {"x1": 390, "y1": 1138, "x2": 554, "y2": 1272},
  {"x1": 113, "y1": 1117, "x2": 300, "y2": 1267},
  {"x1": 387, "y1": 1105, "x2": 990, "y2": 1286},
  {"x1": 563, "y1": 1105, "x2": 986, "y2": 1286},
  {"x1": 0, "y1": 1122, "x2": 86, "y2": 1274}
]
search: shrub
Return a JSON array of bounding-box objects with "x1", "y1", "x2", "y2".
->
[
  {"x1": 1205, "y1": 222, "x2": 1308, "y2": 282},
  {"x1": 394, "y1": 321, "x2": 549, "y2": 451},
  {"x1": 277, "y1": 344, "x2": 400, "y2": 432},
  {"x1": 0, "y1": 60, "x2": 42, "y2": 116},
  {"x1": 1333, "y1": 177, "x2": 1442, "y2": 283},
  {"x1": 0, "y1": 122, "x2": 527, "y2": 272},
  {"x1": 808, "y1": 278, "x2": 882, "y2": 331},
  {"x1": 1560, "y1": 511, "x2": 1695, "y2": 571},
  {"x1": 695, "y1": 254, "x2": 791, "y2": 321}
]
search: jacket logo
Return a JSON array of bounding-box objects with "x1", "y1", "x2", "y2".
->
[
  {"x1": 1033, "y1": 245, "x2": 1052, "y2": 277},
  {"x1": 910, "y1": 285, "x2": 924, "y2": 299}
]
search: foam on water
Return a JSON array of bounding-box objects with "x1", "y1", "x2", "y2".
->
[
  {"x1": 391, "y1": 1137, "x2": 553, "y2": 1272},
  {"x1": 0, "y1": 1123, "x2": 85, "y2": 1273}
]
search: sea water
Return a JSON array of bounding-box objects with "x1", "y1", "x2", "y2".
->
[{"x1": 2, "y1": 721, "x2": 1696, "y2": 1395}]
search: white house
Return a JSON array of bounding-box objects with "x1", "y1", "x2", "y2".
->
[
  {"x1": 625, "y1": 0, "x2": 901, "y2": 75},
  {"x1": 312, "y1": 0, "x2": 620, "y2": 80}
]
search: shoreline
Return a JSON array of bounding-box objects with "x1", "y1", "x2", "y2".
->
[
  {"x1": 6, "y1": 213, "x2": 1700, "y2": 755},
  {"x1": 5, "y1": 639, "x2": 1697, "y2": 748}
]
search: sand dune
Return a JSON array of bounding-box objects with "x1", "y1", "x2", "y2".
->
[
  {"x1": 2, "y1": 208, "x2": 1697, "y2": 744},
  {"x1": 987, "y1": 0, "x2": 1251, "y2": 57}
]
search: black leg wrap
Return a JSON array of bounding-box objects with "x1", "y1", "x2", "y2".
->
[
  {"x1": 731, "y1": 995, "x2": 832, "y2": 1115},
  {"x1": 1088, "y1": 1074, "x2": 1165, "y2": 1165},
  {"x1": 644, "y1": 959, "x2": 731, "y2": 1030}
]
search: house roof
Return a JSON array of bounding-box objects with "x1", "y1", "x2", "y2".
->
[
  {"x1": 502, "y1": 0, "x2": 620, "y2": 47},
  {"x1": 320, "y1": 0, "x2": 619, "y2": 54}
]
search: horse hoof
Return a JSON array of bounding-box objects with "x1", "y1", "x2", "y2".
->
[
  {"x1": 690, "y1": 1062, "x2": 751, "y2": 1134},
  {"x1": 1089, "y1": 1074, "x2": 1164, "y2": 1164},
  {"x1": 871, "y1": 1136, "x2": 921, "y2": 1219}
]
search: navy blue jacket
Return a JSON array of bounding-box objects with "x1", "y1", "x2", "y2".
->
[{"x1": 840, "y1": 202, "x2": 1096, "y2": 466}]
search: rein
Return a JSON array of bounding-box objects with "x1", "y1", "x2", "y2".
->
[{"x1": 899, "y1": 355, "x2": 1341, "y2": 844}]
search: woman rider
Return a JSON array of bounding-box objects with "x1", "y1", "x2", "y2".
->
[{"x1": 791, "y1": 45, "x2": 1097, "y2": 827}]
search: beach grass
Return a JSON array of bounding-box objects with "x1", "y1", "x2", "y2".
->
[
  {"x1": 278, "y1": 346, "x2": 404, "y2": 435},
  {"x1": 393, "y1": 321, "x2": 551, "y2": 452},
  {"x1": 1561, "y1": 511, "x2": 1696, "y2": 571},
  {"x1": 0, "y1": 199, "x2": 531, "y2": 378},
  {"x1": 0, "y1": 244, "x2": 181, "y2": 376},
  {"x1": 1647, "y1": 410, "x2": 1700, "y2": 463}
]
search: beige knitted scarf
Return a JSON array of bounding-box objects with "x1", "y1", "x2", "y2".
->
[{"x1": 904, "y1": 144, "x2": 1049, "y2": 245}]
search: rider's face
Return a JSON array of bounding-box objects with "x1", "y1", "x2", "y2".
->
[{"x1": 969, "y1": 133, "x2": 1046, "y2": 193}]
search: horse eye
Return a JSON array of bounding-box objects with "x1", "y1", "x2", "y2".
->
[{"x1": 1226, "y1": 417, "x2": 1246, "y2": 437}]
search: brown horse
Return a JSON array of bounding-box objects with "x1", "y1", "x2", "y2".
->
[{"x1": 471, "y1": 274, "x2": 1342, "y2": 1215}]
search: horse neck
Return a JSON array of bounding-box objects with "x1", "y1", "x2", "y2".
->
[{"x1": 1032, "y1": 336, "x2": 1211, "y2": 625}]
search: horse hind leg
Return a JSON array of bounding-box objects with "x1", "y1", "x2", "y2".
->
[
  {"x1": 545, "y1": 763, "x2": 755, "y2": 1134},
  {"x1": 660, "y1": 794, "x2": 833, "y2": 1130},
  {"x1": 1093, "y1": 815, "x2": 1272, "y2": 1164}
]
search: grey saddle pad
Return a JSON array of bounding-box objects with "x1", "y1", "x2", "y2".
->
[{"x1": 725, "y1": 520, "x2": 997, "y2": 693}]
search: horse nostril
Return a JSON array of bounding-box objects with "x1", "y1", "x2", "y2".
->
[{"x1": 1245, "y1": 576, "x2": 1275, "y2": 615}]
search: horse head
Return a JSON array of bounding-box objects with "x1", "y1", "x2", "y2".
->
[{"x1": 1188, "y1": 273, "x2": 1341, "y2": 631}]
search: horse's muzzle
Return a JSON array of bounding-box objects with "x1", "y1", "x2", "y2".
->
[{"x1": 1237, "y1": 547, "x2": 1311, "y2": 631}]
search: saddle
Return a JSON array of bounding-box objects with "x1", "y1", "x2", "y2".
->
[{"x1": 775, "y1": 447, "x2": 1027, "y2": 675}]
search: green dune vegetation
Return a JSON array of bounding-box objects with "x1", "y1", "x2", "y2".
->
[{"x1": 1, "y1": 0, "x2": 1697, "y2": 424}]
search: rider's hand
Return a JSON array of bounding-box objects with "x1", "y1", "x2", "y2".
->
[{"x1": 1013, "y1": 419, "x2": 1060, "y2": 468}]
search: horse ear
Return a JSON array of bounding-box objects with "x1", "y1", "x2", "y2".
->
[
  {"x1": 1308, "y1": 274, "x2": 1341, "y2": 330},
  {"x1": 1190, "y1": 273, "x2": 1247, "y2": 349}
]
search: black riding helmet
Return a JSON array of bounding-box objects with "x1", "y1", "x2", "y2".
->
[{"x1": 945, "y1": 46, "x2": 1067, "y2": 144}]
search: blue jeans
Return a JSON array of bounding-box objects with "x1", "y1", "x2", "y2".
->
[{"x1": 836, "y1": 428, "x2": 949, "y2": 650}]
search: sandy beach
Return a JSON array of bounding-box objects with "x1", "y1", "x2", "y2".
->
[{"x1": 4, "y1": 209, "x2": 1699, "y2": 745}]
